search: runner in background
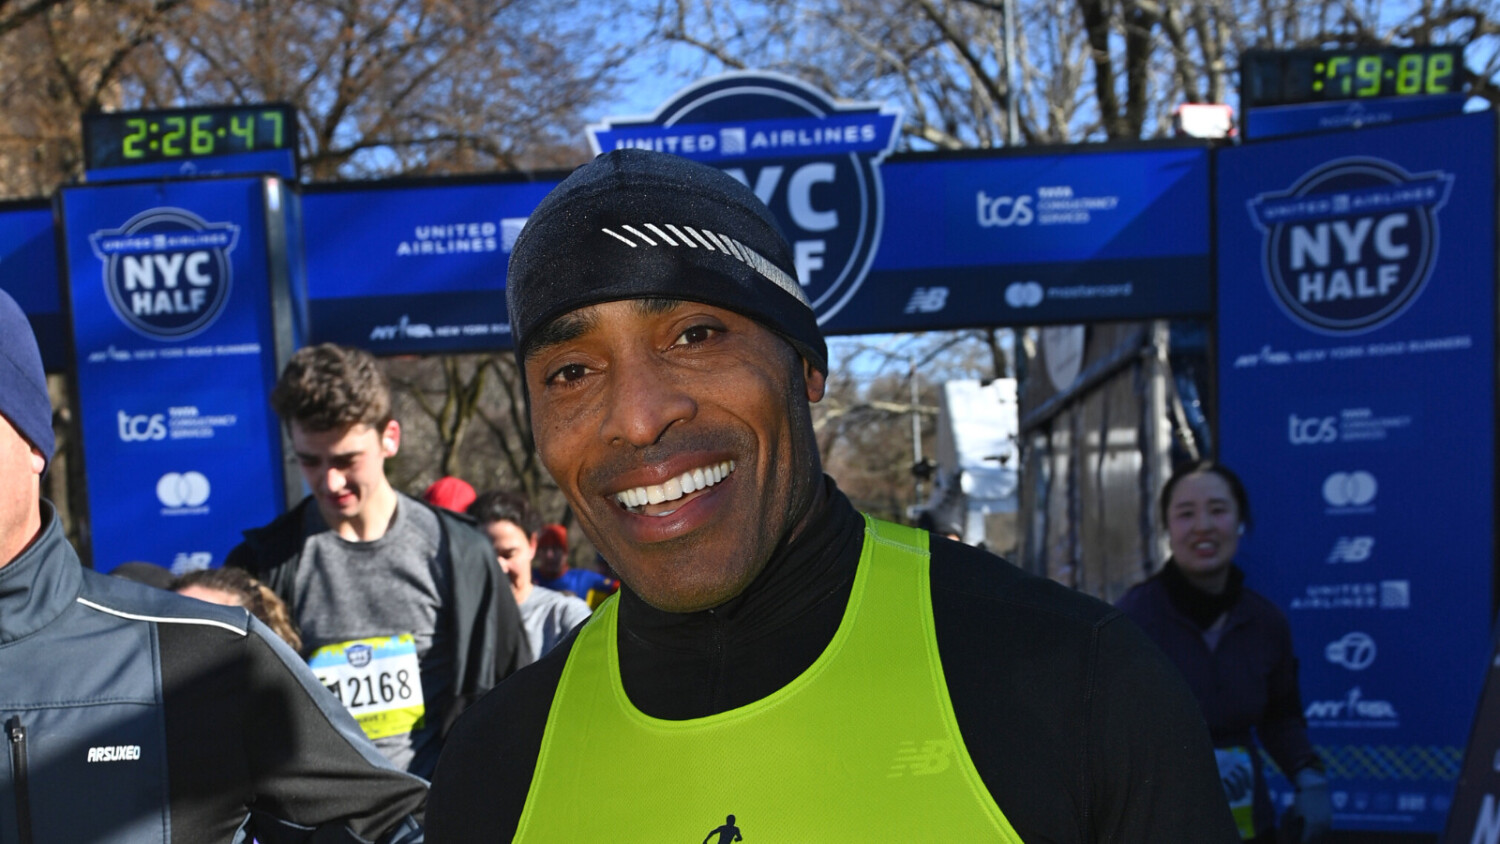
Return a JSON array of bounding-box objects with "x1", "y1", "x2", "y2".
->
[
  {"x1": 227, "y1": 343, "x2": 528, "y2": 777},
  {"x1": 1117, "y1": 461, "x2": 1330, "y2": 843},
  {"x1": 531, "y1": 522, "x2": 617, "y2": 608},
  {"x1": 469, "y1": 489, "x2": 592, "y2": 661}
]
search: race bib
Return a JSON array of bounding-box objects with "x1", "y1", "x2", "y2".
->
[
  {"x1": 308, "y1": 634, "x2": 425, "y2": 740},
  {"x1": 1215, "y1": 745, "x2": 1257, "y2": 840}
]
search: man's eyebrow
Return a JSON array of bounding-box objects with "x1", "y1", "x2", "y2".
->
[
  {"x1": 294, "y1": 449, "x2": 360, "y2": 461},
  {"x1": 525, "y1": 299, "x2": 687, "y2": 359},
  {"x1": 526, "y1": 309, "x2": 601, "y2": 359},
  {"x1": 634, "y1": 297, "x2": 683, "y2": 316}
]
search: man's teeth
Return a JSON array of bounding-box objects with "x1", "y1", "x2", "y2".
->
[{"x1": 615, "y1": 460, "x2": 735, "y2": 509}]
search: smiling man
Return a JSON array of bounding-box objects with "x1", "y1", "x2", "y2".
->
[
  {"x1": 426, "y1": 149, "x2": 1239, "y2": 842},
  {"x1": 227, "y1": 343, "x2": 528, "y2": 777}
]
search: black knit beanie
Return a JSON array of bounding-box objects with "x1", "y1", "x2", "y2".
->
[{"x1": 506, "y1": 149, "x2": 828, "y2": 375}]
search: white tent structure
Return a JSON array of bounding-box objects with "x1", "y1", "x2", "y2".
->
[{"x1": 923, "y1": 378, "x2": 1019, "y2": 550}]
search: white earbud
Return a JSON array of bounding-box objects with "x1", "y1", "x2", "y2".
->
[{"x1": 383, "y1": 437, "x2": 396, "y2": 452}]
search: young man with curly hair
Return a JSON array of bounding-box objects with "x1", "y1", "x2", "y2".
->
[{"x1": 228, "y1": 343, "x2": 528, "y2": 777}]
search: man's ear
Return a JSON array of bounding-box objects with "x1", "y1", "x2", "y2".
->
[
  {"x1": 28, "y1": 446, "x2": 44, "y2": 476},
  {"x1": 380, "y1": 419, "x2": 401, "y2": 457},
  {"x1": 803, "y1": 359, "x2": 827, "y2": 403}
]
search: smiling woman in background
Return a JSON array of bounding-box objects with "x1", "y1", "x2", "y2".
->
[{"x1": 1116, "y1": 461, "x2": 1331, "y2": 844}]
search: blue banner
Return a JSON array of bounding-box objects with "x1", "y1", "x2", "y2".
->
[
  {"x1": 831, "y1": 146, "x2": 1211, "y2": 333},
  {"x1": 1246, "y1": 94, "x2": 1468, "y2": 140},
  {"x1": 0, "y1": 201, "x2": 65, "y2": 371},
  {"x1": 290, "y1": 144, "x2": 1211, "y2": 351},
  {"x1": 300, "y1": 177, "x2": 557, "y2": 354},
  {"x1": 84, "y1": 148, "x2": 298, "y2": 183},
  {"x1": 22, "y1": 74, "x2": 1216, "y2": 357},
  {"x1": 1216, "y1": 111, "x2": 1495, "y2": 834},
  {"x1": 57, "y1": 176, "x2": 291, "y2": 574}
]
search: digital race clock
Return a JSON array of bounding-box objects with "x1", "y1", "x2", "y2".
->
[
  {"x1": 83, "y1": 104, "x2": 297, "y2": 171},
  {"x1": 1241, "y1": 46, "x2": 1467, "y2": 109}
]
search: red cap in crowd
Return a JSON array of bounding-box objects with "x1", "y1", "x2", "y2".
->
[{"x1": 423, "y1": 476, "x2": 477, "y2": 513}]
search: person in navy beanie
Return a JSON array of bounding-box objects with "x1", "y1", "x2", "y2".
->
[
  {"x1": 0, "y1": 287, "x2": 429, "y2": 842},
  {"x1": 0, "y1": 288, "x2": 54, "y2": 475}
]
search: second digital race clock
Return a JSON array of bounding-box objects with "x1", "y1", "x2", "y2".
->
[{"x1": 1242, "y1": 46, "x2": 1467, "y2": 108}]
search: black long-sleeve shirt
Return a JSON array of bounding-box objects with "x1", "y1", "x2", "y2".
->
[{"x1": 428, "y1": 480, "x2": 1239, "y2": 842}]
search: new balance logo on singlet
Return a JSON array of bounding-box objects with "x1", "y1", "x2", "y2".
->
[{"x1": 887, "y1": 739, "x2": 953, "y2": 776}]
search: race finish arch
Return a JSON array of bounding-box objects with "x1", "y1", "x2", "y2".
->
[
  {"x1": 52, "y1": 172, "x2": 302, "y2": 578},
  {"x1": 0, "y1": 69, "x2": 1493, "y2": 839},
  {"x1": 301, "y1": 72, "x2": 1210, "y2": 355}
]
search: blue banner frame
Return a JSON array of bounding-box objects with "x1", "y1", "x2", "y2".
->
[
  {"x1": 56, "y1": 176, "x2": 294, "y2": 574},
  {"x1": 288, "y1": 143, "x2": 1212, "y2": 354},
  {"x1": 0, "y1": 200, "x2": 66, "y2": 370},
  {"x1": 1216, "y1": 111, "x2": 1496, "y2": 834},
  {"x1": 15, "y1": 141, "x2": 1216, "y2": 358}
]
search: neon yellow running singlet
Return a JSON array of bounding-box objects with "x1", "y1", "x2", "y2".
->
[{"x1": 516, "y1": 516, "x2": 1024, "y2": 842}]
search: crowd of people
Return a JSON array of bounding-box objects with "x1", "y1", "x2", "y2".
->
[{"x1": 0, "y1": 147, "x2": 1329, "y2": 843}]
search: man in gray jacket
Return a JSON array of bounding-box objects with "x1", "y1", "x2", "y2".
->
[{"x1": 0, "y1": 288, "x2": 427, "y2": 843}]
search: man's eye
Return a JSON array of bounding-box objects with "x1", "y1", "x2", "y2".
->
[
  {"x1": 546, "y1": 363, "x2": 590, "y2": 385},
  {"x1": 672, "y1": 325, "x2": 718, "y2": 346}
]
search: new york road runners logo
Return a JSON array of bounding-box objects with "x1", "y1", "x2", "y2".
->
[
  {"x1": 588, "y1": 71, "x2": 902, "y2": 325},
  {"x1": 1247, "y1": 157, "x2": 1452, "y2": 335},
  {"x1": 89, "y1": 207, "x2": 240, "y2": 340}
]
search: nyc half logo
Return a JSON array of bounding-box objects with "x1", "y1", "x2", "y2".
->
[
  {"x1": 1248, "y1": 157, "x2": 1452, "y2": 335},
  {"x1": 588, "y1": 71, "x2": 902, "y2": 324},
  {"x1": 89, "y1": 207, "x2": 240, "y2": 340}
]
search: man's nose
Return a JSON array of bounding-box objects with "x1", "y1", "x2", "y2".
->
[{"x1": 599, "y1": 351, "x2": 696, "y2": 448}]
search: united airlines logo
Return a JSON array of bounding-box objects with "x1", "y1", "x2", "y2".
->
[
  {"x1": 588, "y1": 71, "x2": 902, "y2": 325},
  {"x1": 89, "y1": 207, "x2": 239, "y2": 340},
  {"x1": 1248, "y1": 158, "x2": 1452, "y2": 335}
]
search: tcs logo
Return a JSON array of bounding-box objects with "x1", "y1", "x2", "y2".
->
[
  {"x1": 976, "y1": 191, "x2": 1034, "y2": 227},
  {"x1": 1288, "y1": 414, "x2": 1337, "y2": 445},
  {"x1": 118, "y1": 410, "x2": 166, "y2": 442}
]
